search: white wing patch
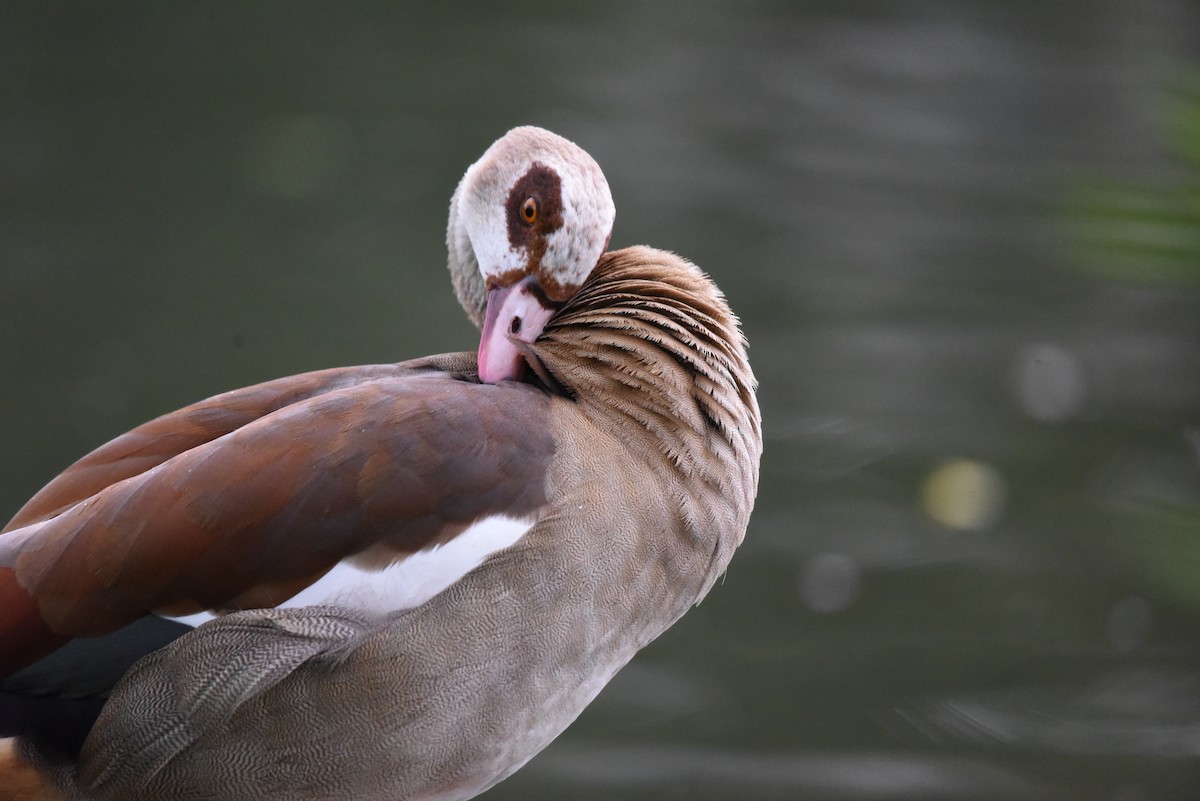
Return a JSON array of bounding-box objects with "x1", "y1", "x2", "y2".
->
[{"x1": 163, "y1": 514, "x2": 537, "y2": 628}]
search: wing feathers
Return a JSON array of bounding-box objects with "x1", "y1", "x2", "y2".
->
[
  {"x1": 3, "y1": 358, "x2": 477, "y2": 534},
  {"x1": 80, "y1": 608, "x2": 372, "y2": 798},
  {"x1": 1, "y1": 367, "x2": 552, "y2": 674}
]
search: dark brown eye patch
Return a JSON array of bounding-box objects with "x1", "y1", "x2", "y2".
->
[{"x1": 506, "y1": 162, "x2": 563, "y2": 250}]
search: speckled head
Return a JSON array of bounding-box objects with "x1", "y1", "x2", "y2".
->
[{"x1": 447, "y1": 127, "x2": 616, "y2": 383}]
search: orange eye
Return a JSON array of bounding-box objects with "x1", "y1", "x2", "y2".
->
[{"x1": 520, "y1": 196, "x2": 538, "y2": 224}]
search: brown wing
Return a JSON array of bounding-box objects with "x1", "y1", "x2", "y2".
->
[
  {"x1": 0, "y1": 360, "x2": 552, "y2": 675},
  {"x1": 3, "y1": 354, "x2": 478, "y2": 533}
]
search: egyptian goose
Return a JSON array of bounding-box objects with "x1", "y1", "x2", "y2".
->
[{"x1": 0, "y1": 126, "x2": 761, "y2": 800}]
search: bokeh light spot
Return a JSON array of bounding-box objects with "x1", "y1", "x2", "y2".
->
[
  {"x1": 1015, "y1": 342, "x2": 1086, "y2": 423},
  {"x1": 799, "y1": 552, "x2": 861, "y2": 614},
  {"x1": 921, "y1": 458, "x2": 1006, "y2": 531}
]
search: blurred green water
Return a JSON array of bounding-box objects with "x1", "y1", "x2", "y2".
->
[{"x1": 2, "y1": 2, "x2": 1199, "y2": 799}]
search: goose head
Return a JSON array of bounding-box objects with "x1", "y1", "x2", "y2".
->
[{"x1": 447, "y1": 127, "x2": 615, "y2": 383}]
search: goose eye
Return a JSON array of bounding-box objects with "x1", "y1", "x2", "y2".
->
[{"x1": 520, "y1": 196, "x2": 538, "y2": 224}]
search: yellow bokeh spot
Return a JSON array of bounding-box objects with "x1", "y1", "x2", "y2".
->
[{"x1": 921, "y1": 458, "x2": 1005, "y2": 531}]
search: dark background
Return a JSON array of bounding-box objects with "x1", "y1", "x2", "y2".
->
[{"x1": 3, "y1": 3, "x2": 1200, "y2": 799}]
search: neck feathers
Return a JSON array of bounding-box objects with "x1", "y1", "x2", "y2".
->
[{"x1": 531, "y1": 246, "x2": 761, "y2": 520}]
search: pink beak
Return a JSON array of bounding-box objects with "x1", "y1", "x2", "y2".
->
[{"x1": 477, "y1": 275, "x2": 558, "y2": 383}]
